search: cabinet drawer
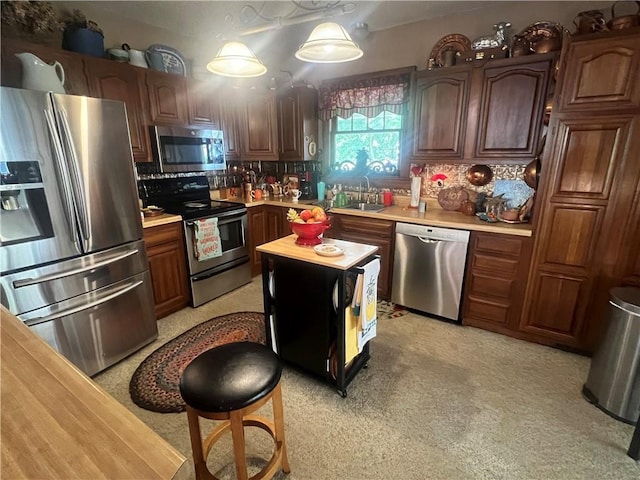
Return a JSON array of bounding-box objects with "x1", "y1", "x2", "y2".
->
[
  {"x1": 472, "y1": 253, "x2": 519, "y2": 275},
  {"x1": 475, "y1": 234, "x2": 522, "y2": 256},
  {"x1": 467, "y1": 271, "x2": 514, "y2": 299},
  {"x1": 465, "y1": 296, "x2": 510, "y2": 324},
  {"x1": 338, "y1": 216, "x2": 394, "y2": 236},
  {"x1": 143, "y1": 222, "x2": 183, "y2": 248}
]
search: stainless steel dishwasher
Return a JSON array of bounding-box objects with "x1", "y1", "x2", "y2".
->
[{"x1": 391, "y1": 223, "x2": 470, "y2": 321}]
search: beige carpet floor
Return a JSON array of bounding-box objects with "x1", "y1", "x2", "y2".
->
[{"x1": 94, "y1": 276, "x2": 639, "y2": 479}]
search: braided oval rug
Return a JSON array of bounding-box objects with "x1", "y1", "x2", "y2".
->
[{"x1": 129, "y1": 312, "x2": 266, "y2": 413}]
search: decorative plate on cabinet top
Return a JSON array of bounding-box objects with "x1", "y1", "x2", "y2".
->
[
  {"x1": 517, "y1": 22, "x2": 565, "y2": 45},
  {"x1": 429, "y1": 33, "x2": 472, "y2": 67},
  {"x1": 147, "y1": 44, "x2": 187, "y2": 76}
]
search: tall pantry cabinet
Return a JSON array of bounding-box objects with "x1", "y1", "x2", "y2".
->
[{"x1": 521, "y1": 29, "x2": 640, "y2": 353}]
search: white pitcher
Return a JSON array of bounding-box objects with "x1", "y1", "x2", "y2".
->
[
  {"x1": 15, "y1": 52, "x2": 66, "y2": 94},
  {"x1": 122, "y1": 44, "x2": 148, "y2": 69}
]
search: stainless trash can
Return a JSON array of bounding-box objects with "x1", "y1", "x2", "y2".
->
[{"x1": 583, "y1": 287, "x2": 640, "y2": 425}]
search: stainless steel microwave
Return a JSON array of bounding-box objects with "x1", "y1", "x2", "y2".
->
[{"x1": 150, "y1": 126, "x2": 225, "y2": 173}]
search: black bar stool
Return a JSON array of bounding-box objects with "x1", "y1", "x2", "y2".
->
[{"x1": 180, "y1": 342, "x2": 290, "y2": 480}]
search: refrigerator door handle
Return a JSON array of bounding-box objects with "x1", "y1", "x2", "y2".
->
[
  {"x1": 43, "y1": 107, "x2": 81, "y2": 252},
  {"x1": 56, "y1": 105, "x2": 91, "y2": 247},
  {"x1": 12, "y1": 249, "x2": 139, "y2": 288},
  {"x1": 23, "y1": 280, "x2": 144, "y2": 326}
]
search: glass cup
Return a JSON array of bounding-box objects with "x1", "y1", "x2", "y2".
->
[{"x1": 317, "y1": 181, "x2": 326, "y2": 202}]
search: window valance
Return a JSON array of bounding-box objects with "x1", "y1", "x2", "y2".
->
[{"x1": 319, "y1": 67, "x2": 415, "y2": 121}]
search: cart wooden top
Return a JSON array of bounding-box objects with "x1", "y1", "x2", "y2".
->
[{"x1": 257, "y1": 235, "x2": 378, "y2": 271}]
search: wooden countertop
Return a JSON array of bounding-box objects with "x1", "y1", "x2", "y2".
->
[
  {"x1": 215, "y1": 195, "x2": 532, "y2": 237},
  {"x1": 142, "y1": 212, "x2": 183, "y2": 228},
  {"x1": 219, "y1": 195, "x2": 319, "y2": 210},
  {"x1": 257, "y1": 235, "x2": 378, "y2": 270},
  {"x1": 331, "y1": 200, "x2": 533, "y2": 237},
  {"x1": 0, "y1": 307, "x2": 188, "y2": 480}
]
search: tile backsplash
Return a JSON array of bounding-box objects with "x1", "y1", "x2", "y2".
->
[{"x1": 418, "y1": 163, "x2": 527, "y2": 198}]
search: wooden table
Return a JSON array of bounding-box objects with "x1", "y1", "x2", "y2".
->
[
  {"x1": 1, "y1": 307, "x2": 188, "y2": 479},
  {"x1": 257, "y1": 235, "x2": 378, "y2": 397}
]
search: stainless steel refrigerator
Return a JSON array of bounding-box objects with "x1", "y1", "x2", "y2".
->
[{"x1": 0, "y1": 87, "x2": 158, "y2": 376}]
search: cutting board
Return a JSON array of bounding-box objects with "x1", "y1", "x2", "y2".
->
[{"x1": 437, "y1": 187, "x2": 469, "y2": 210}]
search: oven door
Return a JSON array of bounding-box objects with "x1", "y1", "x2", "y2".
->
[{"x1": 183, "y1": 209, "x2": 249, "y2": 276}]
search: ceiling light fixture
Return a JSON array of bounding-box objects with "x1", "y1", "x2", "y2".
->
[
  {"x1": 206, "y1": 41, "x2": 267, "y2": 77},
  {"x1": 295, "y1": 22, "x2": 363, "y2": 63}
]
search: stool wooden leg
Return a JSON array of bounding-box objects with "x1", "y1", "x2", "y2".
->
[
  {"x1": 187, "y1": 407, "x2": 216, "y2": 480},
  {"x1": 230, "y1": 409, "x2": 249, "y2": 480},
  {"x1": 272, "y1": 382, "x2": 291, "y2": 473}
]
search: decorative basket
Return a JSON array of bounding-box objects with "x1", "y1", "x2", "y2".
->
[{"x1": 393, "y1": 195, "x2": 411, "y2": 208}]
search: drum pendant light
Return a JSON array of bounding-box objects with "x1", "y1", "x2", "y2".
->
[
  {"x1": 295, "y1": 22, "x2": 363, "y2": 63},
  {"x1": 206, "y1": 41, "x2": 267, "y2": 77}
]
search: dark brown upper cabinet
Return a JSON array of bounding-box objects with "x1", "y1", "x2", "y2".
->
[
  {"x1": 187, "y1": 79, "x2": 220, "y2": 128},
  {"x1": 219, "y1": 88, "x2": 279, "y2": 161},
  {"x1": 409, "y1": 67, "x2": 471, "y2": 161},
  {"x1": 474, "y1": 58, "x2": 551, "y2": 160},
  {"x1": 145, "y1": 69, "x2": 188, "y2": 126},
  {"x1": 408, "y1": 53, "x2": 555, "y2": 165},
  {"x1": 238, "y1": 89, "x2": 279, "y2": 161},
  {"x1": 219, "y1": 94, "x2": 242, "y2": 161},
  {"x1": 558, "y1": 34, "x2": 640, "y2": 112},
  {"x1": 277, "y1": 86, "x2": 319, "y2": 161},
  {"x1": 84, "y1": 58, "x2": 152, "y2": 163}
]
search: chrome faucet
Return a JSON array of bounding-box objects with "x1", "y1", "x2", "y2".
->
[{"x1": 359, "y1": 175, "x2": 370, "y2": 202}]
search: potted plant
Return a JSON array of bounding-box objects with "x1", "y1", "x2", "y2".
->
[
  {"x1": 60, "y1": 8, "x2": 104, "y2": 57},
  {"x1": 0, "y1": 1, "x2": 62, "y2": 43}
]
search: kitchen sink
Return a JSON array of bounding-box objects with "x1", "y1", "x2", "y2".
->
[{"x1": 341, "y1": 203, "x2": 386, "y2": 213}]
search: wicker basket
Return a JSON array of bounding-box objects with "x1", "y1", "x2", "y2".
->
[{"x1": 393, "y1": 195, "x2": 411, "y2": 208}]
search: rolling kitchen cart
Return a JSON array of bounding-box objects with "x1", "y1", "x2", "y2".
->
[{"x1": 257, "y1": 235, "x2": 379, "y2": 397}]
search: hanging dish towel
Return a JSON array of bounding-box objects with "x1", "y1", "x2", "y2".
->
[
  {"x1": 344, "y1": 305, "x2": 359, "y2": 365},
  {"x1": 357, "y1": 258, "x2": 380, "y2": 352},
  {"x1": 193, "y1": 218, "x2": 222, "y2": 261}
]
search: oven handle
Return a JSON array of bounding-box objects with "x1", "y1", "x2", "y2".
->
[
  {"x1": 192, "y1": 256, "x2": 249, "y2": 282},
  {"x1": 185, "y1": 209, "x2": 247, "y2": 226}
]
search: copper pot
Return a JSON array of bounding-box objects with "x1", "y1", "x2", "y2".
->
[
  {"x1": 459, "y1": 200, "x2": 476, "y2": 216},
  {"x1": 532, "y1": 36, "x2": 562, "y2": 54},
  {"x1": 510, "y1": 35, "x2": 531, "y2": 57},
  {"x1": 608, "y1": 1, "x2": 640, "y2": 30},
  {"x1": 573, "y1": 10, "x2": 607, "y2": 34},
  {"x1": 523, "y1": 158, "x2": 541, "y2": 189},
  {"x1": 466, "y1": 164, "x2": 493, "y2": 186}
]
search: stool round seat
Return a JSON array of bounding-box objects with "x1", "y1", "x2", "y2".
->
[
  {"x1": 179, "y1": 341, "x2": 290, "y2": 480},
  {"x1": 180, "y1": 342, "x2": 281, "y2": 413}
]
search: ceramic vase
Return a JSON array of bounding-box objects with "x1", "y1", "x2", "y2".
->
[{"x1": 410, "y1": 176, "x2": 421, "y2": 208}]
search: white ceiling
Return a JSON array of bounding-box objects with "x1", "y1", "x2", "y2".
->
[{"x1": 87, "y1": 1, "x2": 501, "y2": 40}]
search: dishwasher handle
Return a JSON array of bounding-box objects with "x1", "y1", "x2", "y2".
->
[{"x1": 417, "y1": 236, "x2": 441, "y2": 244}]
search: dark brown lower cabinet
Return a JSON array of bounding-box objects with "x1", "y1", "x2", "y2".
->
[
  {"x1": 326, "y1": 214, "x2": 394, "y2": 300},
  {"x1": 462, "y1": 232, "x2": 533, "y2": 335},
  {"x1": 247, "y1": 206, "x2": 267, "y2": 277},
  {"x1": 143, "y1": 222, "x2": 189, "y2": 319},
  {"x1": 265, "y1": 205, "x2": 292, "y2": 241},
  {"x1": 248, "y1": 205, "x2": 304, "y2": 276}
]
